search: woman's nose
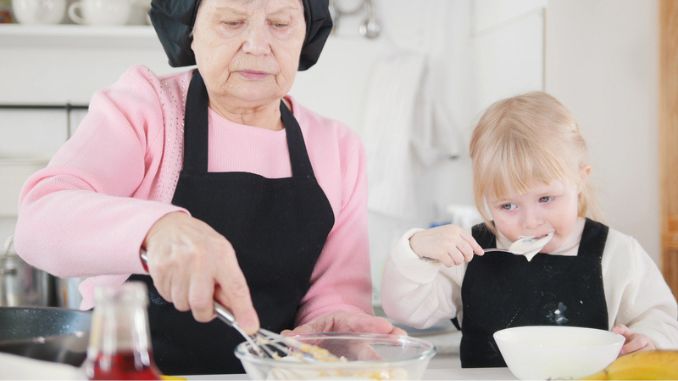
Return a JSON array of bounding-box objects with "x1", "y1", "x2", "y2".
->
[{"x1": 242, "y1": 24, "x2": 271, "y2": 55}]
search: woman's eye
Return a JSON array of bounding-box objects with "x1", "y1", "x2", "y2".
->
[
  {"x1": 539, "y1": 196, "x2": 554, "y2": 203},
  {"x1": 221, "y1": 20, "x2": 244, "y2": 27},
  {"x1": 270, "y1": 21, "x2": 290, "y2": 29}
]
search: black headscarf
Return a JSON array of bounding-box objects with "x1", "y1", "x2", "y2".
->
[{"x1": 149, "y1": 0, "x2": 332, "y2": 71}]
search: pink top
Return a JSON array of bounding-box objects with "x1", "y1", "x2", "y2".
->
[{"x1": 14, "y1": 66, "x2": 372, "y2": 324}]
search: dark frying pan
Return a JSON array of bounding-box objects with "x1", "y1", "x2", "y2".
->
[{"x1": 0, "y1": 306, "x2": 91, "y2": 366}]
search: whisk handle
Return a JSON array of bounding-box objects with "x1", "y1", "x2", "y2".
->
[
  {"x1": 139, "y1": 251, "x2": 237, "y2": 328},
  {"x1": 214, "y1": 303, "x2": 237, "y2": 326}
]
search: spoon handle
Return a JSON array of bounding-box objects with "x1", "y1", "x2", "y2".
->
[{"x1": 483, "y1": 248, "x2": 509, "y2": 253}]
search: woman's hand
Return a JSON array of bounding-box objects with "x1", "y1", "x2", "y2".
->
[
  {"x1": 409, "y1": 224, "x2": 484, "y2": 266},
  {"x1": 143, "y1": 211, "x2": 259, "y2": 334},
  {"x1": 282, "y1": 311, "x2": 406, "y2": 336},
  {"x1": 612, "y1": 324, "x2": 656, "y2": 355}
]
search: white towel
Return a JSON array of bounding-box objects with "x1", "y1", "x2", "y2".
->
[
  {"x1": 362, "y1": 52, "x2": 459, "y2": 220},
  {"x1": 0, "y1": 352, "x2": 85, "y2": 379}
]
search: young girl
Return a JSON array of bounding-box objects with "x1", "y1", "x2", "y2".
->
[{"x1": 381, "y1": 92, "x2": 678, "y2": 368}]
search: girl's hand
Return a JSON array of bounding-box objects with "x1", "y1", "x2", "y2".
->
[
  {"x1": 612, "y1": 324, "x2": 656, "y2": 355},
  {"x1": 282, "y1": 312, "x2": 406, "y2": 361},
  {"x1": 409, "y1": 224, "x2": 484, "y2": 267},
  {"x1": 143, "y1": 212, "x2": 259, "y2": 334}
]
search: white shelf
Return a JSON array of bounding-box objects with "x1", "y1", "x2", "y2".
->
[{"x1": 0, "y1": 24, "x2": 159, "y2": 49}]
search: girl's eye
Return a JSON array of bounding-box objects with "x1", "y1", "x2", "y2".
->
[
  {"x1": 539, "y1": 196, "x2": 554, "y2": 203},
  {"x1": 500, "y1": 203, "x2": 517, "y2": 211}
]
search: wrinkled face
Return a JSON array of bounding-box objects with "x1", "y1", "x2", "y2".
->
[
  {"x1": 488, "y1": 180, "x2": 580, "y2": 253},
  {"x1": 192, "y1": 0, "x2": 306, "y2": 107}
]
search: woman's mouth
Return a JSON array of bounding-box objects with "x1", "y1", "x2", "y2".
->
[{"x1": 237, "y1": 70, "x2": 270, "y2": 80}]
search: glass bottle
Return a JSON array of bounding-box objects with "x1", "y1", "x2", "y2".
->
[{"x1": 84, "y1": 282, "x2": 161, "y2": 380}]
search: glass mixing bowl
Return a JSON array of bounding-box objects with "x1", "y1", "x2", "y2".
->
[{"x1": 234, "y1": 333, "x2": 436, "y2": 380}]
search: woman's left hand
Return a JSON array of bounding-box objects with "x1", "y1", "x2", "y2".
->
[
  {"x1": 282, "y1": 311, "x2": 406, "y2": 336},
  {"x1": 612, "y1": 324, "x2": 656, "y2": 355}
]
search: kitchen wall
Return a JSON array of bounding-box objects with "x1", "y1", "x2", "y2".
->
[
  {"x1": 290, "y1": 0, "x2": 547, "y2": 301},
  {"x1": 545, "y1": 0, "x2": 661, "y2": 262},
  {"x1": 0, "y1": 0, "x2": 662, "y2": 301}
]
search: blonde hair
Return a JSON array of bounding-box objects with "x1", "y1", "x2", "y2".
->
[{"x1": 469, "y1": 92, "x2": 600, "y2": 229}]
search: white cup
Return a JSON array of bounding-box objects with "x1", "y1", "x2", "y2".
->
[
  {"x1": 12, "y1": 0, "x2": 67, "y2": 25},
  {"x1": 68, "y1": 0, "x2": 132, "y2": 26}
]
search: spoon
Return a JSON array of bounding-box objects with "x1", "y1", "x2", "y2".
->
[{"x1": 484, "y1": 232, "x2": 554, "y2": 261}]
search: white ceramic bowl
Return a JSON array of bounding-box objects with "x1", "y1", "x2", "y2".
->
[
  {"x1": 493, "y1": 326, "x2": 624, "y2": 380},
  {"x1": 235, "y1": 333, "x2": 436, "y2": 380}
]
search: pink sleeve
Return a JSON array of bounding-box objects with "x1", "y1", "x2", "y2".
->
[
  {"x1": 295, "y1": 133, "x2": 373, "y2": 324},
  {"x1": 14, "y1": 66, "x2": 186, "y2": 278}
]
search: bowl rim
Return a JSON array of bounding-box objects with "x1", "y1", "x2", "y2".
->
[
  {"x1": 234, "y1": 332, "x2": 437, "y2": 368},
  {"x1": 493, "y1": 325, "x2": 625, "y2": 347}
]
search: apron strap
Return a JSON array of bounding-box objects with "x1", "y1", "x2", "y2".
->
[
  {"x1": 471, "y1": 223, "x2": 497, "y2": 249},
  {"x1": 181, "y1": 70, "x2": 316, "y2": 180},
  {"x1": 280, "y1": 101, "x2": 315, "y2": 179},
  {"x1": 577, "y1": 218, "x2": 609, "y2": 259},
  {"x1": 182, "y1": 70, "x2": 209, "y2": 174}
]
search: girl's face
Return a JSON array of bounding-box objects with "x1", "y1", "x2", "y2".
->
[
  {"x1": 191, "y1": 0, "x2": 306, "y2": 108},
  {"x1": 488, "y1": 179, "x2": 580, "y2": 253}
]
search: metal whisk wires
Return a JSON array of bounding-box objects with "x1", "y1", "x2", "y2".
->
[{"x1": 139, "y1": 251, "x2": 337, "y2": 363}]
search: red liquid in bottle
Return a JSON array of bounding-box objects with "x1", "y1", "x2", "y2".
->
[
  {"x1": 85, "y1": 283, "x2": 162, "y2": 380},
  {"x1": 88, "y1": 350, "x2": 161, "y2": 380}
]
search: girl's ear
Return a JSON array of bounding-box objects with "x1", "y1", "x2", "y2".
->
[
  {"x1": 580, "y1": 165, "x2": 592, "y2": 180},
  {"x1": 578, "y1": 165, "x2": 592, "y2": 192}
]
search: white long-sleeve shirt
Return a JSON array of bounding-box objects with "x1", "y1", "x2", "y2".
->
[{"x1": 381, "y1": 223, "x2": 678, "y2": 349}]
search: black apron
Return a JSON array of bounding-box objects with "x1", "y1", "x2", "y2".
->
[
  {"x1": 459, "y1": 218, "x2": 609, "y2": 368},
  {"x1": 130, "y1": 70, "x2": 335, "y2": 375}
]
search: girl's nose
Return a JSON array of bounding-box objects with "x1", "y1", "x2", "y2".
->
[{"x1": 522, "y1": 207, "x2": 544, "y2": 230}]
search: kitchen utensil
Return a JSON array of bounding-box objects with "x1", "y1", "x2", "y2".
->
[
  {"x1": 0, "y1": 306, "x2": 91, "y2": 366},
  {"x1": 1, "y1": 235, "x2": 51, "y2": 307},
  {"x1": 139, "y1": 252, "x2": 333, "y2": 363},
  {"x1": 493, "y1": 326, "x2": 624, "y2": 380},
  {"x1": 235, "y1": 333, "x2": 436, "y2": 380},
  {"x1": 55, "y1": 276, "x2": 83, "y2": 309},
  {"x1": 484, "y1": 232, "x2": 554, "y2": 257}
]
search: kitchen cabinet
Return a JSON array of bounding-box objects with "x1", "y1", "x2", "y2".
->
[
  {"x1": 660, "y1": 0, "x2": 678, "y2": 298},
  {"x1": 0, "y1": 23, "x2": 173, "y2": 253}
]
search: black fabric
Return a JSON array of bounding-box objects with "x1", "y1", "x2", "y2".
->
[
  {"x1": 149, "y1": 0, "x2": 332, "y2": 70},
  {"x1": 129, "y1": 70, "x2": 335, "y2": 375},
  {"x1": 459, "y1": 218, "x2": 610, "y2": 368}
]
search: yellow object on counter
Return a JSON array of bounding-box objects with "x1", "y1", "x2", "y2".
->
[
  {"x1": 160, "y1": 375, "x2": 186, "y2": 380},
  {"x1": 582, "y1": 350, "x2": 678, "y2": 380}
]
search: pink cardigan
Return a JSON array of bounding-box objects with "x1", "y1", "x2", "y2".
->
[{"x1": 14, "y1": 66, "x2": 372, "y2": 324}]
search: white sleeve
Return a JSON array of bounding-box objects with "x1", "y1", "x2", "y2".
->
[
  {"x1": 603, "y1": 230, "x2": 678, "y2": 349},
  {"x1": 380, "y1": 228, "x2": 466, "y2": 329}
]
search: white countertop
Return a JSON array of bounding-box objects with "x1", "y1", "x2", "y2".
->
[
  {"x1": 186, "y1": 354, "x2": 516, "y2": 380},
  {"x1": 187, "y1": 367, "x2": 516, "y2": 380},
  {"x1": 0, "y1": 351, "x2": 516, "y2": 380}
]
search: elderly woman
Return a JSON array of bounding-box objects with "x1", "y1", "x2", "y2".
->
[{"x1": 14, "y1": 0, "x2": 401, "y2": 375}]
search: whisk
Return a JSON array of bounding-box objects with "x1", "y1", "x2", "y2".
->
[{"x1": 139, "y1": 252, "x2": 335, "y2": 363}]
